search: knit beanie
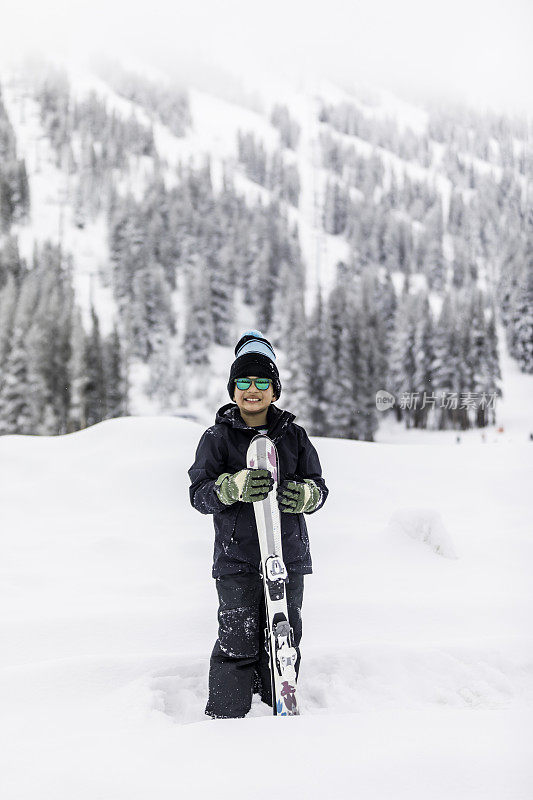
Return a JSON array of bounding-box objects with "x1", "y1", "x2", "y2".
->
[{"x1": 227, "y1": 330, "x2": 282, "y2": 400}]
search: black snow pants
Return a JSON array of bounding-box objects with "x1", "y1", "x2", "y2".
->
[{"x1": 205, "y1": 572, "x2": 304, "y2": 719}]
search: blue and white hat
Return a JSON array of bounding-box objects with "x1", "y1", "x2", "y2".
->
[{"x1": 227, "y1": 330, "x2": 282, "y2": 400}]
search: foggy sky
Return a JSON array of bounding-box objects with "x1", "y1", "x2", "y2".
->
[{"x1": 1, "y1": 0, "x2": 532, "y2": 114}]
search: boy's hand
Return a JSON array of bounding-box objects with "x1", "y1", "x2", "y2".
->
[
  {"x1": 215, "y1": 468, "x2": 274, "y2": 505},
  {"x1": 277, "y1": 479, "x2": 322, "y2": 514}
]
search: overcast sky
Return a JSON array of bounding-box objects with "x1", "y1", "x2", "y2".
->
[{"x1": 2, "y1": 0, "x2": 532, "y2": 114}]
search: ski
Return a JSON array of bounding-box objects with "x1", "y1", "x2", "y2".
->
[{"x1": 246, "y1": 434, "x2": 299, "y2": 716}]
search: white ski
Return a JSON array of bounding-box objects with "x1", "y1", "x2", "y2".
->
[{"x1": 247, "y1": 434, "x2": 299, "y2": 716}]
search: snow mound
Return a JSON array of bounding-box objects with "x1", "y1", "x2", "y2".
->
[{"x1": 388, "y1": 508, "x2": 458, "y2": 559}]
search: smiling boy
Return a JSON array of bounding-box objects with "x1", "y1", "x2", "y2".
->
[{"x1": 188, "y1": 330, "x2": 329, "y2": 719}]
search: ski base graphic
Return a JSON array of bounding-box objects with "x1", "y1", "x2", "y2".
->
[{"x1": 247, "y1": 434, "x2": 299, "y2": 717}]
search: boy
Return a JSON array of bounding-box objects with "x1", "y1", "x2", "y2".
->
[{"x1": 188, "y1": 330, "x2": 328, "y2": 718}]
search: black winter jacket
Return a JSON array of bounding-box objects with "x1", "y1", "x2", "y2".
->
[{"x1": 188, "y1": 403, "x2": 328, "y2": 578}]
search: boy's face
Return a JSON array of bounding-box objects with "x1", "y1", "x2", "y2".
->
[{"x1": 233, "y1": 376, "x2": 276, "y2": 417}]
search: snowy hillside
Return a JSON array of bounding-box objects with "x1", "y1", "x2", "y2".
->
[
  {"x1": 1, "y1": 62, "x2": 349, "y2": 422},
  {"x1": 0, "y1": 56, "x2": 531, "y2": 442},
  {"x1": 1, "y1": 418, "x2": 532, "y2": 798},
  {"x1": 1, "y1": 62, "x2": 353, "y2": 323}
]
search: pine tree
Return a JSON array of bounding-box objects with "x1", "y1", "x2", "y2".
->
[
  {"x1": 285, "y1": 309, "x2": 310, "y2": 424},
  {"x1": 0, "y1": 177, "x2": 13, "y2": 232},
  {"x1": 147, "y1": 334, "x2": 183, "y2": 412},
  {"x1": 34, "y1": 247, "x2": 75, "y2": 434},
  {"x1": 130, "y1": 261, "x2": 174, "y2": 361},
  {"x1": 271, "y1": 104, "x2": 301, "y2": 150},
  {"x1": 183, "y1": 257, "x2": 212, "y2": 365},
  {"x1": 254, "y1": 204, "x2": 285, "y2": 332},
  {"x1": 323, "y1": 180, "x2": 348, "y2": 235},
  {"x1": 412, "y1": 293, "x2": 435, "y2": 428},
  {"x1": 0, "y1": 268, "x2": 41, "y2": 433},
  {"x1": 498, "y1": 229, "x2": 522, "y2": 337},
  {"x1": 207, "y1": 216, "x2": 234, "y2": 347},
  {"x1": 469, "y1": 298, "x2": 501, "y2": 426},
  {"x1": 482, "y1": 309, "x2": 501, "y2": 425},
  {"x1": 388, "y1": 292, "x2": 417, "y2": 427},
  {"x1": 360, "y1": 267, "x2": 389, "y2": 387},
  {"x1": 0, "y1": 272, "x2": 17, "y2": 368},
  {"x1": 0, "y1": 235, "x2": 25, "y2": 288},
  {"x1": 84, "y1": 306, "x2": 107, "y2": 427},
  {"x1": 25, "y1": 321, "x2": 54, "y2": 434},
  {"x1": 512, "y1": 263, "x2": 533, "y2": 373},
  {"x1": 16, "y1": 160, "x2": 30, "y2": 220},
  {"x1": 423, "y1": 202, "x2": 445, "y2": 290},
  {"x1": 448, "y1": 188, "x2": 465, "y2": 234},
  {"x1": 380, "y1": 268, "x2": 397, "y2": 356},
  {"x1": 306, "y1": 290, "x2": 328, "y2": 436},
  {"x1": 0, "y1": 336, "x2": 34, "y2": 434},
  {"x1": 103, "y1": 325, "x2": 127, "y2": 418},
  {"x1": 452, "y1": 237, "x2": 469, "y2": 289},
  {"x1": 432, "y1": 293, "x2": 461, "y2": 429},
  {"x1": 67, "y1": 307, "x2": 88, "y2": 431},
  {"x1": 383, "y1": 216, "x2": 401, "y2": 272},
  {"x1": 327, "y1": 320, "x2": 354, "y2": 438},
  {"x1": 511, "y1": 212, "x2": 533, "y2": 373},
  {"x1": 322, "y1": 272, "x2": 359, "y2": 438},
  {"x1": 352, "y1": 304, "x2": 379, "y2": 441},
  {"x1": 243, "y1": 223, "x2": 265, "y2": 305}
]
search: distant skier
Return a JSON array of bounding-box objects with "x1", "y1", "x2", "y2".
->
[{"x1": 188, "y1": 330, "x2": 329, "y2": 719}]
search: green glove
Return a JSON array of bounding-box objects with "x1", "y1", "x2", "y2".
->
[
  {"x1": 277, "y1": 478, "x2": 321, "y2": 514},
  {"x1": 215, "y1": 468, "x2": 274, "y2": 505}
]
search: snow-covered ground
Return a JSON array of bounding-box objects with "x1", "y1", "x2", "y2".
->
[{"x1": 1, "y1": 417, "x2": 532, "y2": 798}]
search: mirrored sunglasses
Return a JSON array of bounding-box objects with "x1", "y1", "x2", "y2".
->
[{"x1": 234, "y1": 378, "x2": 272, "y2": 391}]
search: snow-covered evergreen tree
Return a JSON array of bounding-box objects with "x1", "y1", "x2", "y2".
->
[
  {"x1": 323, "y1": 180, "x2": 348, "y2": 235},
  {"x1": 67, "y1": 307, "x2": 88, "y2": 431},
  {"x1": 352, "y1": 306, "x2": 379, "y2": 441},
  {"x1": 283, "y1": 280, "x2": 310, "y2": 427},
  {"x1": 84, "y1": 306, "x2": 107, "y2": 427},
  {"x1": 321, "y1": 272, "x2": 351, "y2": 437},
  {"x1": 423, "y1": 201, "x2": 445, "y2": 291},
  {"x1": 511, "y1": 212, "x2": 533, "y2": 373},
  {"x1": 412, "y1": 293, "x2": 435, "y2": 428},
  {"x1": 103, "y1": 325, "x2": 128, "y2": 418},
  {"x1": 387, "y1": 291, "x2": 417, "y2": 426},
  {"x1": 130, "y1": 261, "x2": 174, "y2": 361},
  {"x1": 0, "y1": 267, "x2": 41, "y2": 433},
  {"x1": 0, "y1": 272, "x2": 17, "y2": 368},
  {"x1": 306, "y1": 290, "x2": 328, "y2": 436},
  {"x1": 183, "y1": 258, "x2": 213, "y2": 366},
  {"x1": 271, "y1": 104, "x2": 301, "y2": 150}
]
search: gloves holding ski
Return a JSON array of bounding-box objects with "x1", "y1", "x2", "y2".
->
[
  {"x1": 215, "y1": 468, "x2": 274, "y2": 505},
  {"x1": 277, "y1": 478, "x2": 322, "y2": 514},
  {"x1": 215, "y1": 468, "x2": 321, "y2": 512}
]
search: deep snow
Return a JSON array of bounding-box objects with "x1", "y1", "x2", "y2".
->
[{"x1": 1, "y1": 416, "x2": 532, "y2": 798}]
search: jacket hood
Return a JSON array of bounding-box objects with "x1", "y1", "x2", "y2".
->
[{"x1": 215, "y1": 402, "x2": 295, "y2": 442}]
